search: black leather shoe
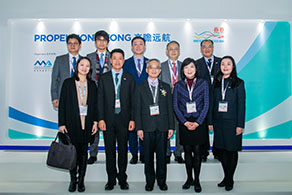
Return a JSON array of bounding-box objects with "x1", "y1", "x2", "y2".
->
[
  {"x1": 225, "y1": 185, "x2": 233, "y2": 191},
  {"x1": 217, "y1": 180, "x2": 226, "y2": 187},
  {"x1": 201, "y1": 155, "x2": 207, "y2": 162},
  {"x1": 182, "y1": 179, "x2": 194, "y2": 189},
  {"x1": 145, "y1": 184, "x2": 153, "y2": 191},
  {"x1": 140, "y1": 155, "x2": 145, "y2": 163},
  {"x1": 78, "y1": 181, "x2": 85, "y2": 192},
  {"x1": 105, "y1": 182, "x2": 115, "y2": 190},
  {"x1": 174, "y1": 156, "x2": 185, "y2": 163},
  {"x1": 166, "y1": 156, "x2": 171, "y2": 164},
  {"x1": 158, "y1": 183, "x2": 168, "y2": 191},
  {"x1": 194, "y1": 180, "x2": 202, "y2": 193},
  {"x1": 130, "y1": 155, "x2": 138, "y2": 164},
  {"x1": 87, "y1": 156, "x2": 97, "y2": 165},
  {"x1": 68, "y1": 181, "x2": 77, "y2": 192},
  {"x1": 120, "y1": 182, "x2": 129, "y2": 190},
  {"x1": 194, "y1": 183, "x2": 202, "y2": 193}
]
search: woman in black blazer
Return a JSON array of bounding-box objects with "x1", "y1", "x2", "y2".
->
[
  {"x1": 173, "y1": 58, "x2": 209, "y2": 193},
  {"x1": 58, "y1": 57, "x2": 98, "y2": 192},
  {"x1": 208, "y1": 56, "x2": 246, "y2": 191}
]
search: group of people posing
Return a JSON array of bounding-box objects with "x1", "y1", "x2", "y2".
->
[{"x1": 51, "y1": 30, "x2": 246, "y2": 193}]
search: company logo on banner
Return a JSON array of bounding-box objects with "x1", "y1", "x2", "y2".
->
[
  {"x1": 33, "y1": 60, "x2": 53, "y2": 72},
  {"x1": 193, "y1": 27, "x2": 224, "y2": 42},
  {"x1": 34, "y1": 33, "x2": 172, "y2": 43}
]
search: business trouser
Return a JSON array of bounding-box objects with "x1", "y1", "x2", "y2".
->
[
  {"x1": 103, "y1": 114, "x2": 128, "y2": 185},
  {"x1": 144, "y1": 129, "x2": 168, "y2": 186}
]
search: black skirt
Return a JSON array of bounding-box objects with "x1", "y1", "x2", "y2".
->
[{"x1": 179, "y1": 117, "x2": 207, "y2": 146}]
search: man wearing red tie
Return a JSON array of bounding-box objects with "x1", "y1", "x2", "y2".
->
[{"x1": 159, "y1": 41, "x2": 184, "y2": 164}]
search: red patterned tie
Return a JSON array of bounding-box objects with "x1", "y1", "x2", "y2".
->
[{"x1": 172, "y1": 62, "x2": 177, "y2": 87}]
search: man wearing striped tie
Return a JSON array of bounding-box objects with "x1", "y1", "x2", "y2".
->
[
  {"x1": 159, "y1": 41, "x2": 184, "y2": 164},
  {"x1": 50, "y1": 34, "x2": 82, "y2": 109}
]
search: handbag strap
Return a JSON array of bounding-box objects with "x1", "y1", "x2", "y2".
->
[{"x1": 56, "y1": 132, "x2": 73, "y2": 145}]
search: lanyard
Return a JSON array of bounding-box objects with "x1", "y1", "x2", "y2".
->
[
  {"x1": 149, "y1": 84, "x2": 158, "y2": 104},
  {"x1": 206, "y1": 60, "x2": 213, "y2": 75},
  {"x1": 77, "y1": 81, "x2": 87, "y2": 104},
  {"x1": 168, "y1": 60, "x2": 178, "y2": 83},
  {"x1": 186, "y1": 78, "x2": 197, "y2": 101},
  {"x1": 221, "y1": 78, "x2": 229, "y2": 101}
]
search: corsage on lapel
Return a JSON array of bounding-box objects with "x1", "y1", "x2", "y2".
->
[{"x1": 160, "y1": 89, "x2": 167, "y2": 96}]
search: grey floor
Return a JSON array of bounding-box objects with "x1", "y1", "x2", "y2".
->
[{"x1": 1, "y1": 150, "x2": 292, "y2": 194}]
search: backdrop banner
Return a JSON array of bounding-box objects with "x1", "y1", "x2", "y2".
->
[{"x1": 5, "y1": 18, "x2": 292, "y2": 148}]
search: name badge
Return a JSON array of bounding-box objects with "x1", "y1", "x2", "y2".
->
[
  {"x1": 210, "y1": 76, "x2": 214, "y2": 84},
  {"x1": 150, "y1": 105, "x2": 160, "y2": 116},
  {"x1": 186, "y1": 102, "x2": 197, "y2": 113},
  {"x1": 115, "y1": 99, "x2": 121, "y2": 109},
  {"x1": 79, "y1": 105, "x2": 88, "y2": 116},
  {"x1": 218, "y1": 101, "x2": 228, "y2": 112}
]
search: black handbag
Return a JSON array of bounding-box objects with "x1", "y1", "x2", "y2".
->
[{"x1": 47, "y1": 132, "x2": 77, "y2": 170}]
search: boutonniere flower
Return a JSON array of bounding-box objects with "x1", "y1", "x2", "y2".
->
[{"x1": 160, "y1": 89, "x2": 167, "y2": 96}]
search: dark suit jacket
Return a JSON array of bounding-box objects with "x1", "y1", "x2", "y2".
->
[
  {"x1": 135, "y1": 80, "x2": 174, "y2": 132},
  {"x1": 97, "y1": 71, "x2": 135, "y2": 128},
  {"x1": 159, "y1": 60, "x2": 182, "y2": 87},
  {"x1": 87, "y1": 50, "x2": 112, "y2": 84},
  {"x1": 196, "y1": 56, "x2": 221, "y2": 87},
  {"x1": 58, "y1": 77, "x2": 98, "y2": 144},
  {"x1": 123, "y1": 56, "x2": 148, "y2": 84},
  {"x1": 208, "y1": 78, "x2": 246, "y2": 128},
  {"x1": 50, "y1": 53, "x2": 82, "y2": 101}
]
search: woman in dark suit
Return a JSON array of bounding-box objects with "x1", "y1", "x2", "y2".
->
[
  {"x1": 173, "y1": 58, "x2": 209, "y2": 193},
  {"x1": 208, "y1": 56, "x2": 246, "y2": 191},
  {"x1": 58, "y1": 57, "x2": 98, "y2": 193}
]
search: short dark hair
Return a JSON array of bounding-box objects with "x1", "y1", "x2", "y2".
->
[
  {"x1": 131, "y1": 36, "x2": 146, "y2": 46},
  {"x1": 73, "y1": 57, "x2": 93, "y2": 81},
  {"x1": 167, "y1": 40, "x2": 180, "y2": 49},
  {"x1": 200, "y1": 39, "x2": 214, "y2": 47},
  {"x1": 110, "y1": 48, "x2": 125, "y2": 59},
  {"x1": 180, "y1": 57, "x2": 198, "y2": 80},
  {"x1": 214, "y1": 55, "x2": 241, "y2": 88},
  {"x1": 94, "y1": 30, "x2": 110, "y2": 42},
  {"x1": 66, "y1": 34, "x2": 81, "y2": 44}
]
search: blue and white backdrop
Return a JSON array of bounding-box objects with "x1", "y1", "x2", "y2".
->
[{"x1": 4, "y1": 18, "x2": 292, "y2": 149}]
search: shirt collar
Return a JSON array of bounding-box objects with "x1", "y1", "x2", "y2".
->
[
  {"x1": 147, "y1": 77, "x2": 159, "y2": 87},
  {"x1": 204, "y1": 55, "x2": 214, "y2": 63}
]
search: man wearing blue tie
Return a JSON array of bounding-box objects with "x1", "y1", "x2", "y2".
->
[
  {"x1": 50, "y1": 34, "x2": 82, "y2": 109},
  {"x1": 87, "y1": 30, "x2": 112, "y2": 165},
  {"x1": 123, "y1": 36, "x2": 149, "y2": 164}
]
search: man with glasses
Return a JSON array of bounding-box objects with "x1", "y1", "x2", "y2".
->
[
  {"x1": 135, "y1": 59, "x2": 174, "y2": 191},
  {"x1": 51, "y1": 34, "x2": 82, "y2": 109},
  {"x1": 87, "y1": 30, "x2": 112, "y2": 165},
  {"x1": 159, "y1": 41, "x2": 184, "y2": 164},
  {"x1": 195, "y1": 39, "x2": 221, "y2": 162}
]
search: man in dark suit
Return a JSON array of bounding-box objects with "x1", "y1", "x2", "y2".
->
[
  {"x1": 123, "y1": 36, "x2": 148, "y2": 164},
  {"x1": 87, "y1": 30, "x2": 112, "y2": 165},
  {"x1": 159, "y1": 40, "x2": 184, "y2": 164},
  {"x1": 98, "y1": 48, "x2": 135, "y2": 191},
  {"x1": 195, "y1": 39, "x2": 221, "y2": 161},
  {"x1": 51, "y1": 34, "x2": 83, "y2": 109},
  {"x1": 135, "y1": 59, "x2": 174, "y2": 191}
]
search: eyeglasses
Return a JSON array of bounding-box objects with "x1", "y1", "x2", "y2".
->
[
  {"x1": 201, "y1": 45, "x2": 213, "y2": 49},
  {"x1": 167, "y1": 48, "x2": 179, "y2": 51},
  {"x1": 67, "y1": 42, "x2": 79, "y2": 46}
]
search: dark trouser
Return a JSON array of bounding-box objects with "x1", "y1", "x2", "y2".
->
[
  {"x1": 70, "y1": 143, "x2": 88, "y2": 183},
  {"x1": 129, "y1": 131, "x2": 144, "y2": 157},
  {"x1": 166, "y1": 120, "x2": 183, "y2": 157},
  {"x1": 103, "y1": 114, "x2": 128, "y2": 185},
  {"x1": 201, "y1": 122, "x2": 210, "y2": 158},
  {"x1": 183, "y1": 145, "x2": 202, "y2": 183},
  {"x1": 89, "y1": 130, "x2": 99, "y2": 157},
  {"x1": 219, "y1": 149, "x2": 238, "y2": 186},
  {"x1": 144, "y1": 130, "x2": 168, "y2": 186}
]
